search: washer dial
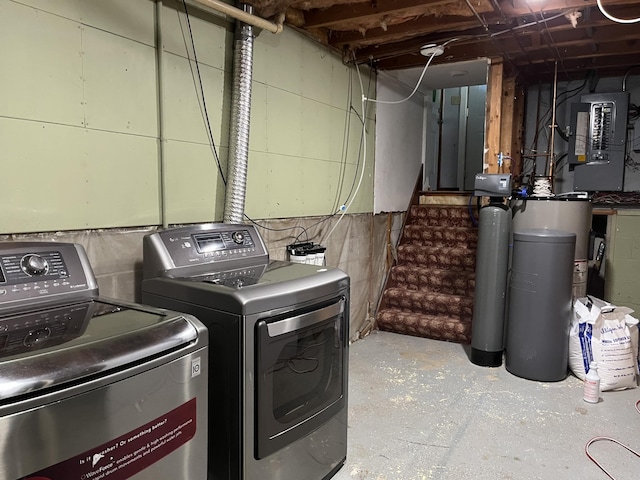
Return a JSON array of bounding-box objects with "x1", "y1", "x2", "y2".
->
[{"x1": 21, "y1": 254, "x2": 49, "y2": 276}]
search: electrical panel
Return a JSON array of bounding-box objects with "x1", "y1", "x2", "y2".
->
[{"x1": 568, "y1": 92, "x2": 629, "y2": 191}]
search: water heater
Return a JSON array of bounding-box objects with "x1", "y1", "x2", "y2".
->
[{"x1": 568, "y1": 92, "x2": 629, "y2": 191}]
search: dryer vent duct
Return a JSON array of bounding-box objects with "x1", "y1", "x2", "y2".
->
[{"x1": 224, "y1": 5, "x2": 254, "y2": 224}]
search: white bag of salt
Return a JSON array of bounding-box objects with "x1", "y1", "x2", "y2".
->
[{"x1": 569, "y1": 297, "x2": 639, "y2": 391}]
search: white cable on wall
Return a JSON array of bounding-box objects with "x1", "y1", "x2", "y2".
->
[
  {"x1": 364, "y1": 38, "x2": 459, "y2": 106},
  {"x1": 323, "y1": 64, "x2": 369, "y2": 244},
  {"x1": 324, "y1": 39, "x2": 458, "y2": 244},
  {"x1": 364, "y1": 51, "x2": 438, "y2": 105}
]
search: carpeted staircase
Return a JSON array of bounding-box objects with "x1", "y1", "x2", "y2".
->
[{"x1": 376, "y1": 201, "x2": 478, "y2": 344}]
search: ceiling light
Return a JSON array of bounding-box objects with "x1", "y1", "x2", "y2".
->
[{"x1": 420, "y1": 44, "x2": 444, "y2": 57}]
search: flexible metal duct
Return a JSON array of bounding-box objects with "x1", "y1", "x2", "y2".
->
[{"x1": 223, "y1": 6, "x2": 254, "y2": 224}]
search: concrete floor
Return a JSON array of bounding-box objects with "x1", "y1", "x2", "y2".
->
[{"x1": 333, "y1": 331, "x2": 640, "y2": 480}]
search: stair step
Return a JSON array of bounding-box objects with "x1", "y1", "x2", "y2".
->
[
  {"x1": 390, "y1": 266, "x2": 475, "y2": 296},
  {"x1": 381, "y1": 288, "x2": 473, "y2": 320},
  {"x1": 409, "y1": 204, "x2": 477, "y2": 228},
  {"x1": 397, "y1": 245, "x2": 476, "y2": 271},
  {"x1": 376, "y1": 308, "x2": 472, "y2": 344},
  {"x1": 403, "y1": 225, "x2": 478, "y2": 249}
]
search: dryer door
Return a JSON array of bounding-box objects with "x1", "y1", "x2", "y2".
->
[{"x1": 255, "y1": 296, "x2": 347, "y2": 459}]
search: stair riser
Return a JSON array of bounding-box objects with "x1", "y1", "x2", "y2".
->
[
  {"x1": 377, "y1": 310, "x2": 472, "y2": 344},
  {"x1": 403, "y1": 229, "x2": 477, "y2": 249},
  {"x1": 397, "y1": 248, "x2": 476, "y2": 271},
  {"x1": 382, "y1": 292, "x2": 473, "y2": 321},
  {"x1": 410, "y1": 206, "x2": 476, "y2": 228},
  {"x1": 390, "y1": 269, "x2": 475, "y2": 296}
]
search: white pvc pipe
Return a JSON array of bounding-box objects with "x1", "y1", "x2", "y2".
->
[{"x1": 189, "y1": 0, "x2": 284, "y2": 34}]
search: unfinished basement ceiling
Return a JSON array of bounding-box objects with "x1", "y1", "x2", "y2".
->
[{"x1": 246, "y1": 0, "x2": 640, "y2": 84}]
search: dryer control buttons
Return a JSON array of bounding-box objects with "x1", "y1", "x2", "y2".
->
[{"x1": 21, "y1": 254, "x2": 49, "y2": 276}]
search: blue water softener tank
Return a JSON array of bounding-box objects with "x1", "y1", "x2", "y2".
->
[{"x1": 505, "y1": 229, "x2": 575, "y2": 381}]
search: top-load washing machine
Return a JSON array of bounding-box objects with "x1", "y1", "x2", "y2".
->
[
  {"x1": 0, "y1": 242, "x2": 208, "y2": 480},
  {"x1": 141, "y1": 223, "x2": 349, "y2": 480}
]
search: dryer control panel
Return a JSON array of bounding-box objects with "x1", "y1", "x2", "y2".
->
[{"x1": 143, "y1": 223, "x2": 269, "y2": 278}]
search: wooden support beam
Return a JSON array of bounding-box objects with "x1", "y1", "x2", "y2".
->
[
  {"x1": 500, "y1": 76, "x2": 516, "y2": 174},
  {"x1": 511, "y1": 82, "x2": 526, "y2": 182},
  {"x1": 485, "y1": 59, "x2": 503, "y2": 173}
]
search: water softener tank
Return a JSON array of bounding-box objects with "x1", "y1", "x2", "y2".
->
[
  {"x1": 471, "y1": 201, "x2": 511, "y2": 366},
  {"x1": 505, "y1": 229, "x2": 575, "y2": 381}
]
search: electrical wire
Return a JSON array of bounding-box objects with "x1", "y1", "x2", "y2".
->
[
  {"x1": 332, "y1": 68, "x2": 354, "y2": 214},
  {"x1": 342, "y1": 70, "x2": 373, "y2": 207},
  {"x1": 596, "y1": 0, "x2": 640, "y2": 24},
  {"x1": 180, "y1": 2, "x2": 363, "y2": 244},
  {"x1": 526, "y1": 71, "x2": 593, "y2": 158},
  {"x1": 364, "y1": 38, "x2": 459, "y2": 106},
  {"x1": 586, "y1": 436, "x2": 640, "y2": 479},
  {"x1": 245, "y1": 62, "x2": 373, "y2": 246},
  {"x1": 365, "y1": 51, "x2": 438, "y2": 105},
  {"x1": 180, "y1": 0, "x2": 227, "y2": 185},
  {"x1": 322, "y1": 61, "x2": 371, "y2": 244},
  {"x1": 584, "y1": 399, "x2": 640, "y2": 478},
  {"x1": 242, "y1": 213, "x2": 311, "y2": 242}
]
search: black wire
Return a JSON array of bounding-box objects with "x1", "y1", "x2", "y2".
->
[
  {"x1": 243, "y1": 213, "x2": 310, "y2": 243},
  {"x1": 342, "y1": 66, "x2": 374, "y2": 207},
  {"x1": 247, "y1": 63, "x2": 373, "y2": 245},
  {"x1": 527, "y1": 71, "x2": 593, "y2": 156},
  {"x1": 181, "y1": 1, "x2": 364, "y2": 245},
  {"x1": 181, "y1": 0, "x2": 227, "y2": 185}
]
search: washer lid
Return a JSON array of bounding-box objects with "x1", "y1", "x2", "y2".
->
[{"x1": 0, "y1": 300, "x2": 198, "y2": 401}]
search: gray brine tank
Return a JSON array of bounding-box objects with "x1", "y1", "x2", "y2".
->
[
  {"x1": 505, "y1": 229, "x2": 575, "y2": 381},
  {"x1": 471, "y1": 202, "x2": 511, "y2": 367}
]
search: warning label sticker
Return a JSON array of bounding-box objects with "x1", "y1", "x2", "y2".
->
[{"x1": 22, "y1": 398, "x2": 197, "y2": 480}]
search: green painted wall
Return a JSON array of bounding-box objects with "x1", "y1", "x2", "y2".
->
[
  {"x1": 0, "y1": 0, "x2": 374, "y2": 234},
  {"x1": 605, "y1": 210, "x2": 640, "y2": 312}
]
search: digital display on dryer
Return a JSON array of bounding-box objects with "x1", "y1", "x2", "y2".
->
[{"x1": 193, "y1": 233, "x2": 225, "y2": 253}]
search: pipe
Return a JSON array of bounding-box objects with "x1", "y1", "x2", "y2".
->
[
  {"x1": 223, "y1": 5, "x2": 255, "y2": 224},
  {"x1": 548, "y1": 61, "x2": 558, "y2": 184},
  {"x1": 155, "y1": 0, "x2": 168, "y2": 228},
  {"x1": 623, "y1": 65, "x2": 640, "y2": 92},
  {"x1": 189, "y1": 0, "x2": 284, "y2": 34}
]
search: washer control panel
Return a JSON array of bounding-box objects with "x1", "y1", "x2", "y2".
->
[{"x1": 0, "y1": 243, "x2": 97, "y2": 306}]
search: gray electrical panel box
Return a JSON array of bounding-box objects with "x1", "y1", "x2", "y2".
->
[{"x1": 569, "y1": 92, "x2": 629, "y2": 191}]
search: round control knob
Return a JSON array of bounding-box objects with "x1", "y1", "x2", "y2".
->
[
  {"x1": 231, "y1": 231, "x2": 245, "y2": 244},
  {"x1": 21, "y1": 254, "x2": 49, "y2": 276}
]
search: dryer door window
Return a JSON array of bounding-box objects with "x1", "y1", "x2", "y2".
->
[{"x1": 255, "y1": 296, "x2": 347, "y2": 459}]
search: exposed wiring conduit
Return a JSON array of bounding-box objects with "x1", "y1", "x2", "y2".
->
[{"x1": 188, "y1": 0, "x2": 284, "y2": 33}]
